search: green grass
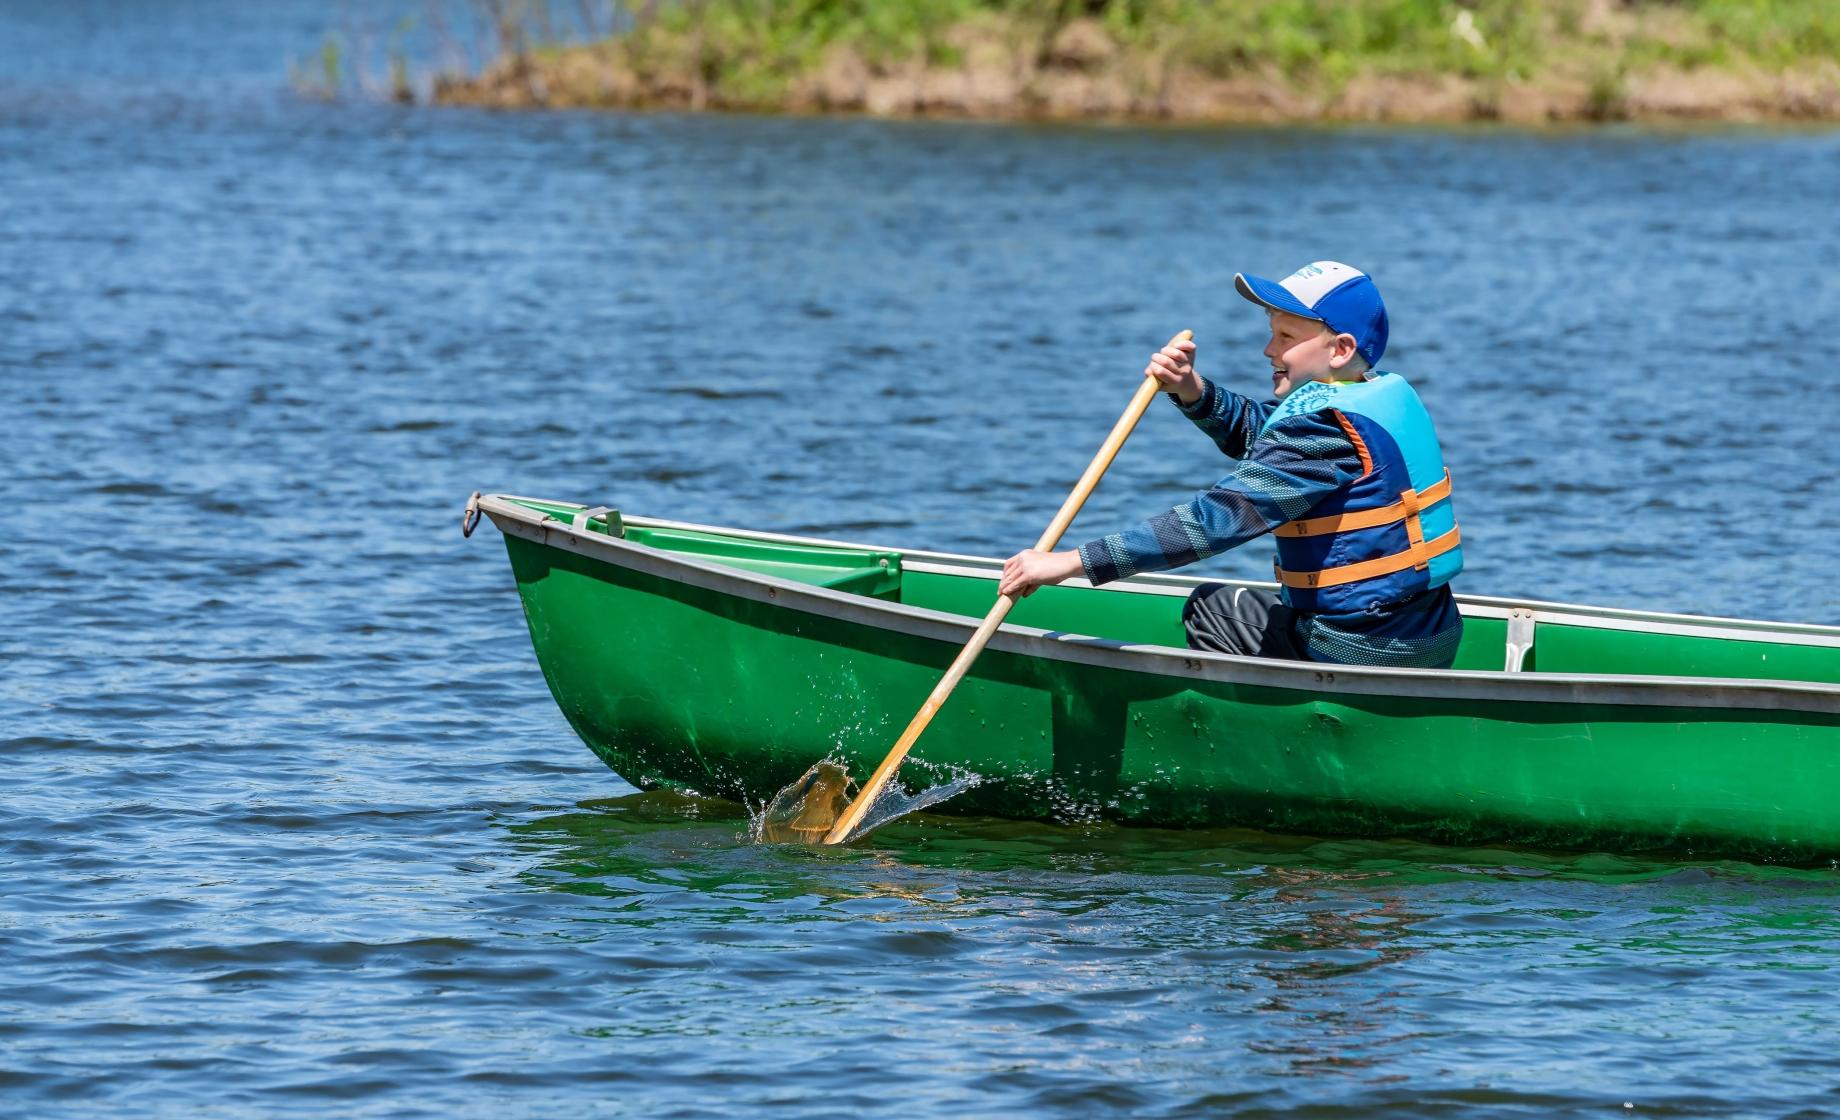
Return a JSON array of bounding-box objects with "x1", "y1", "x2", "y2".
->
[
  {"x1": 606, "y1": 0, "x2": 1840, "y2": 85},
  {"x1": 437, "y1": 0, "x2": 1840, "y2": 116}
]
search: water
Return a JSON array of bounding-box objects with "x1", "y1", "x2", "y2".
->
[{"x1": 4, "y1": 2, "x2": 1840, "y2": 1115}]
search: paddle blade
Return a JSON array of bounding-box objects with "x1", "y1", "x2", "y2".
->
[{"x1": 756, "y1": 762, "x2": 855, "y2": 844}]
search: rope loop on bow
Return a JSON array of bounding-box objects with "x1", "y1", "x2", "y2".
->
[{"x1": 462, "y1": 491, "x2": 482, "y2": 538}]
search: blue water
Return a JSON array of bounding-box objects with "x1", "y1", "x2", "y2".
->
[{"x1": 5, "y1": 2, "x2": 1840, "y2": 1116}]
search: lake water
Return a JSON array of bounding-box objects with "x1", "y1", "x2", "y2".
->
[{"x1": 5, "y1": 2, "x2": 1840, "y2": 1116}]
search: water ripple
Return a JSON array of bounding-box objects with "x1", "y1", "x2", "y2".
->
[{"x1": 3, "y1": 2, "x2": 1839, "y2": 1117}]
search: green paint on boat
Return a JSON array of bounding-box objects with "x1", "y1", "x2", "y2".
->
[{"x1": 477, "y1": 494, "x2": 1840, "y2": 862}]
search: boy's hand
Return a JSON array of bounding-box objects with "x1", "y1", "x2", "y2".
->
[
  {"x1": 1145, "y1": 337, "x2": 1202, "y2": 405},
  {"x1": 999, "y1": 549, "x2": 1083, "y2": 599}
]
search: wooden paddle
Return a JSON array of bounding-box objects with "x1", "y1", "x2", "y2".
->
[{"x1": 820, "y1": 329, "x2": 1194, "y2": 844}]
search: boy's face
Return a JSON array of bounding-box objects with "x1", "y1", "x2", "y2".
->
[{"x1": 1264, "y1": 310, "x2": 1359, "y2": 398}]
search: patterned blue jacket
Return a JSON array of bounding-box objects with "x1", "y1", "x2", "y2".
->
[{"x1": 1074, "y1": 378, "x2": 1463, "y2": 668}]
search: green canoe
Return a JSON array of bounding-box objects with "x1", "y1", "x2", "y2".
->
[{"x1": 470, "y1": 492, "x2": 1840, "y2": 861}]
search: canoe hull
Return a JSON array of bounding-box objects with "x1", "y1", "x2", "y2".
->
[{"x1": 499, "y1": 523, "x2": 1840, "y2": 861}]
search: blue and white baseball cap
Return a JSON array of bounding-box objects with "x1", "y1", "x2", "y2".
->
[{"x1": 1234, "y1": 261, "x2": 1389, "y2": 368}]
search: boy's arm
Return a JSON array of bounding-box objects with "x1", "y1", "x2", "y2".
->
[
  {"x1": 1171, "y1": 377, "x2": 1273, "y2": 459},
  {"x1": 1076, "y1": 409, "x2": 1361, "y2": 586},
  {"x1": 1142, "y1": 335, "x2": 1270, "y2": 459}
]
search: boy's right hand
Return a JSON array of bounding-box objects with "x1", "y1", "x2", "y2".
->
[{"x1": 1146, "y1": 337, "x2": 1203, "y2": 405}]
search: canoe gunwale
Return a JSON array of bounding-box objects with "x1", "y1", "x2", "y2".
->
[
  {"x1": 624, "y1": 514, "x2": 1840, "y2": 647},
  {"x1": 479, "y1": 494, "x2": 1840, "y2": 716}
]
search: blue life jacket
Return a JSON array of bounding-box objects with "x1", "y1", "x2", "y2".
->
[{"x1": 1257, "y1": 372, "x2": 1462, "y2": 614}]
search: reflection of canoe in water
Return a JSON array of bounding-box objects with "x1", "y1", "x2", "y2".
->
[{"x1": 470, "y1": 493, "x2": 1840, "y2": 862}]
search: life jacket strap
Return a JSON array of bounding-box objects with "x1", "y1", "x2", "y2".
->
[
  {"x1": 1275, "y1": 525, "x2": 1463, "y2": 590},
  {"x1": 1273, "y1": 469, "x2": 1453, "y2": 538}
]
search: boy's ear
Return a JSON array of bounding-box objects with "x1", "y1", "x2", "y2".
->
[{"x1": 1328, "y1": 332, "x2": 1359, "y2": 369}]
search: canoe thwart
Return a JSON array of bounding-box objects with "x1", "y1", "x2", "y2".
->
[
  {"x1": 1505, "y1": 608, "x2": 1535, "y2": 672},
  {"x1": 571, "y1": 506, "x2": 624, "y2": 537}
]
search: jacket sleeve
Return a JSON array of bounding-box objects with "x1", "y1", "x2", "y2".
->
[
  {"x1": 1170, "y1": 378, "x2": 1274, "y2": 460},
  {"x1": 1076, "y1": 408, "x2": 1364, "y2": 586}
]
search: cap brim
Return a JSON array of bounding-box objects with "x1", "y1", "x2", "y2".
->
[{"x1": 1235, "y1": 273, "x2": 1320, "y2": 320}]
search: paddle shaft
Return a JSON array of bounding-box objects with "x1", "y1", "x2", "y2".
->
[{"x1": 821, "y1": 329, "x2": 1192, "y2": 844}]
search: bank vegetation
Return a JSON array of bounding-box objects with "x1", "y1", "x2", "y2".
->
[{"x1": 426, "y1": 0, "x2": 1840, "y2": 123}]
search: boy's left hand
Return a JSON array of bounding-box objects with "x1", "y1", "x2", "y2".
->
[{"x1": 999, "y1": 549, "x2": 1084, "y2": 599}]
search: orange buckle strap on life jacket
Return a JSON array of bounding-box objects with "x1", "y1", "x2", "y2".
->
[
  {"x1": 1275, "y1": 525, "x2": 1462, "y2": 590},
  {"x1": 1272, "y1": 469, "x2": 1453, "y2": 538},
  {"x1": 1272, "y1": 468, "x2": 1459, "y2": 590}
]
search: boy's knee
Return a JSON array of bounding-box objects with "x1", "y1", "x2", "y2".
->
[
  {"x1": 1183, "y1": 583, "x2": 1241, "y2": 651},
  {"x1": 1183, "y1": 582, "x2": 1227, "y2": 626}
]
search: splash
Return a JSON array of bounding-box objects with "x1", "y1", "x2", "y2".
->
[
  {"x1": 751, "y1": 759, "x2": 982, "y2": 844},
  {"x1": 837, "y1": 766, "x2": 982, "y2": 842}
]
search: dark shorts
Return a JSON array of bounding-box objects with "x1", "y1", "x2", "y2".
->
[{"x1": 1182, "y1": 583, "x2": 1309, "y2": 661}]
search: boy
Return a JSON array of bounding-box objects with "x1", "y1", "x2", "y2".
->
[{"x1": 998, "y1": 261, "x2": 1464, "y2": 669}]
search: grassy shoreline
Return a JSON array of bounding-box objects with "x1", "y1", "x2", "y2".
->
[{"x1": 430, "y1": 1, "x2": 1840, "y2": 124}]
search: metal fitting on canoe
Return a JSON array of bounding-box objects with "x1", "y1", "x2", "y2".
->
[{"x1": 462, "y1": 491, "x2": 482, "y2": 538}]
